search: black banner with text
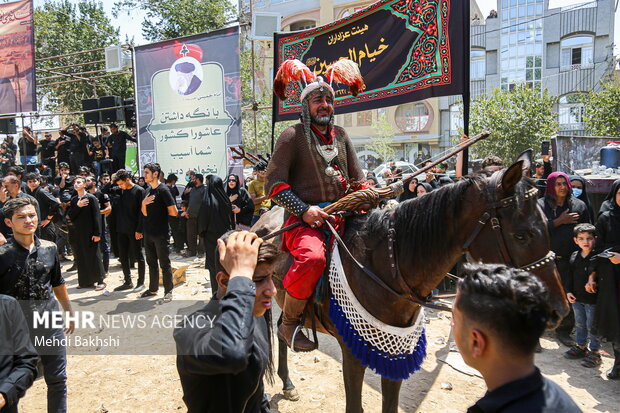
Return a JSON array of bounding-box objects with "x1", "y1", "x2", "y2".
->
[{"x1": 273, "y1": 0, "x2": 468, "y2": 121}]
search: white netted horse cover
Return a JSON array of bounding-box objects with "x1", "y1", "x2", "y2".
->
[{"x1": 328, "y1": 245, "x2": 425, "y2": 356}]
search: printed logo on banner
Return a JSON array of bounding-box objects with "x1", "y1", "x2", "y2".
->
[{"x1": 134, "y1": 28, "x2": 241, "y2": 177}]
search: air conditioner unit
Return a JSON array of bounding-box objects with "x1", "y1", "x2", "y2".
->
[{"x1": 252, "y1": 12, "x2": 281, "y2": 40}]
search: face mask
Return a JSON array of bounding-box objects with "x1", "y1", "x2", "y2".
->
[
  {"x1": 185, "y1": 176, "x2": 190, "y2": 182},
  {"x1": 572, "y1": 188, "x2": 583, "y2": 198}
]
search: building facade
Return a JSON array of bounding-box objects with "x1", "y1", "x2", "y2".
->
[{"x1": 439, "y1": 0, "x2": 616, "y2": 148}]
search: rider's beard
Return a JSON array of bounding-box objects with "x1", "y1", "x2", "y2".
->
[{"x1": 311, "y1": 113, "x2": 333, "y2": 126}]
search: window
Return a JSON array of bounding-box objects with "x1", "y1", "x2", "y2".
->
[
  {"x1": 357, "y1": 111, "x2": 372, "y2": 126},
  {"x1": 394, "y1": 103, "x2": 430, "y2": 132},
  {"x1": 500, "y1": 0, "x2": 544, "y2": 90},
  {"x1": 558, "y1": 94, "x2": 585, "y2": 131},
  {"x1": 471, "y1": 49, "x2": 486, "y2": 80},
  {"x1": 561, "y1": 36, "x2": 593, "y2": 71},
  {"x1": 450, "y1": 104, "x2": 463, "y2": 136},
  {"x1": 342, "y1": 113, "x2": 352, "y2": 127},
  {"x1": 290, "y1": 20, "x2": 316, "y2": 31}
]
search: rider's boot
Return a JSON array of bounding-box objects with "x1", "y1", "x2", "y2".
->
[{"x1": 278, "y1": 293, "x2": 316, "y2": 352}]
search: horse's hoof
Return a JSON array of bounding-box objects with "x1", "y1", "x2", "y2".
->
[{"x1": 283, "y1": 388, "x2": 300, "y2": 401}]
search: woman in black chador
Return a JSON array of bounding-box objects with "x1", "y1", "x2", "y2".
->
[
  {"x1": 198, "y1": 175, "x2": 232, "y2": 294},
  {"x1": 594, "y1": 180, "x2": 620, "y2": 379},
  {"x1": 68, "y1": 176, "x2": 106, "y2": 289}
]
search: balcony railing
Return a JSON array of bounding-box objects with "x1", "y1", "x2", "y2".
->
[{"x1": 560, "y1": 62, "x2": 594, "y2": 72}]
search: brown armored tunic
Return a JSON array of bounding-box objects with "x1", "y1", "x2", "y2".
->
[{"x1": 265, "y1": 123, "x2": 364, "y2": 204}]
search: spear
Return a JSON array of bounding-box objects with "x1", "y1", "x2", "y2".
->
[
  {"x1": 402, "y1": 131, "x2": 491, "y2": 184},
  {"x1": 262, "y1": 132, "x2": 490, "y2": 239}
]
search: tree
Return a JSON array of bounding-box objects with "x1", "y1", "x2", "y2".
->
[
  {"x1": 239, "y1": 47, "x2": 295, "y2": 155},
  {"x1": 583, "y1": 79, "x2": 620, "y2": 137},
  {"x1": 113, "y1": 0, "x2": 235, "y2": 42},
  {"x1": 468, "y1": 86, "x2": 558, "y2": 162},
  {"x1": 367, "y1": 112, "x2": 396, "y2": 162},
  {"x1": 35, "y1": 0, "x2": 133, "y2": 117}
]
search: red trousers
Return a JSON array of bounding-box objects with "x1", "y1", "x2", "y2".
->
[{"x1": 282, "y1": 215, "x2": 342, "y2": 300}]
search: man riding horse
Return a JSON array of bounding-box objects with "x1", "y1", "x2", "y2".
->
[{"x1": 265, "y1": 59, "x2": 366, "y2": 352}]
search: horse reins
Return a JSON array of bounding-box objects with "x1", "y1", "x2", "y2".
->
[
  {"x1": 324, "y1": 220, "x2": 454, "y2": 312},
  {"x1": 462, "y1": 173, "x2": 556, "y2": 272},
  {"x1": 261, "y1": 174, "x2": 556, "y2": 314},
  {"x1": 324, "y1": 176, "x2": 556, "y2": 313}
]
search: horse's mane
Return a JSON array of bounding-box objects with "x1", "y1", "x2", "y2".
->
[{"x1": 346, "y1": 175, "x2": 486, "y2": 264}]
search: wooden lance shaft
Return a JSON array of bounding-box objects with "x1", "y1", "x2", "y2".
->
[
  {"x1": 402, "y1": 131, "x2": 491, "y2": 185},
  {"x1": 262, "y1": 131, "x2": 491, "y2": 239}
]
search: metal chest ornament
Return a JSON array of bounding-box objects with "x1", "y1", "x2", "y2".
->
[{"x1": 315, "y1": 141, "x2": 339, "y2": 176}]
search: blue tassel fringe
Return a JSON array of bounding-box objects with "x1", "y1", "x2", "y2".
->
[{"x1": 329, "y1": 296, "x2": 427, "y2": 381}]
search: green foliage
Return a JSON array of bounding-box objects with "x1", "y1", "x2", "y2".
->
[
  {"x1": 113, "y1": 0, "x2": 235, "y2": 41},
  {"x1": 35, "y1": 0, "x2": 132, "y2": 118},
  {"x1": 239, "y1": 46, "x2": 295, "y2": 155},
  {"x1": 469, "y1": 86, "x2": 558, "y2": 162},
  {"x1": 367, "y1": 113, "x2": 396, "y2": 162},
  {"x1": 582, "y1": 80, "x2": 620, "y2": 137}
]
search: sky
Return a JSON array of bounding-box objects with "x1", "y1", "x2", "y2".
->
[{"x1": 31, "y1": 0, "x2": 618, "y2": 51}]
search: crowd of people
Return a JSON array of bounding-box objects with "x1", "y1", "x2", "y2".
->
[
  {"x1": 0, "y1": 69, "x2": 617, "y2": 412},
  {"x1": 0, "y1": 122, "x2": 136, "y2": 179},
  {"x1": 360, "y1": 153, "x2": 620, "y2": 383},
  {"x1": 0, "y1": 125, "x2": 617, "y2": 412}
]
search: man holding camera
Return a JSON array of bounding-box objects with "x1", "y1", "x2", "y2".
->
[{"x1": 59, "y1": 123, "x2": 90, "y2": 175}]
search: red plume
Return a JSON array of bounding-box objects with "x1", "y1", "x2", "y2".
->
[
  {"x1": 325, "y1": 59, "x2": 365, "y2": 96},
  {"x1": 273, "y1": 59, "x2": 315, "y2": 100}
]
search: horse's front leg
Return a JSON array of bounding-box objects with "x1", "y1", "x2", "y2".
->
[
  {"x1": 380, "y1": 377, "x2": 402, "y2": 413},
  {"x1": 277, "y1": 315, "x2": 299, "y2": 401},
  {"x1": 341, "y1": 345, "x2": 367, "y2": 413}
]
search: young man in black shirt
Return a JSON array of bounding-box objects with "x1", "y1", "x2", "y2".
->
[
  {"x1": 59, "y1": 123, "x2": 90, "y2": 175},
  {"x1": 106, "y1": 123, "x2": 136, "y2": 173},
  {"x1": 86, "y1": 175, "x2": 111, "y2": 276},
  {"x1": 452, "y1": 264, "x2": 580, "y2": 413},
  {"x1": 165, "y1": 174, "x2": 185, "y2": 254},
  {"x1": 140, "y1": 163, "x2": 177, "y2": 302},
  {"x1": 0, "y1": 294, "x2": 39, "y2": 413},
  {"x1": 174, "y1": 231, "x2": 277, "y2": 413},
  {"x1": 112, "y1": 169, "x2": 146, "y2": 292},
  {"x1": 24, "y1": 172, "x2": 60, "y2": 243},
  {"x1": 37, "y1": 132, "x2": 57, "y2": 178},
  {"x1": 54, "y1": 133, "x2": 71, "y2": 169},
  {"x1": 0, "y1": 197, "x2": 75, "y2": 412},
  {"x1": 17, "y1": 127, "x2": 37, "y2": 172},
  {"x1": 0, "y1": 175, "x2": 40, "y2": 245}
]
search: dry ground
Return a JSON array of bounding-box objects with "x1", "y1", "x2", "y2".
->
[{"x1": 18, "y1": 255, "x2": 620, "y2": 412}]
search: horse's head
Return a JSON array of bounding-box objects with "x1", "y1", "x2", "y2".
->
[{"x1": 466, "y1": 150, "x2": 569, "y2": 329}]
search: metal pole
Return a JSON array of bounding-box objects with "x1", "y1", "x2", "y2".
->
[
  {"x1": 37, "y1": 59, "x2": 106, "y2": 72},
  {"x1": 249, "y1": 0, "x2": 258, "y2": 151},
  {"x1": 0, "y1": 105, "x2": 133, "y2": 121},
  {"x1": 35, "y1": 47, "x2": 106, "y2": 61},
  {"x1": 39, "y1": 71, "x2": 131, "y2": 88}
]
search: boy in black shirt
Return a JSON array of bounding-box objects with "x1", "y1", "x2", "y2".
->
[
  {"x1": 140, "y1": 163, "x2": 177, "y2": 302},
  {"x1": 453, "y1": 264, "x2": 580, "y2": 413},
  {"x1": 112, "y1": 169, "x2": 146, "y2": 292},
  {"x1": 87, "y1": 139, "x2": 110, "y2": 178},
  {"x1": 174, "y1": 231, "x2": 277, "y2": 413},
  {"x1": 37, "y1": 132, "x2": 56, "y2": 178},
  {"x1": 0, "y1": 197, "x2": 74, "y2": 412},
  {"x1": 564, "y1": 223, "x2": 601, "y2": 367}
]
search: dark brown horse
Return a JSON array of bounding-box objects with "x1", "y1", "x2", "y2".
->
[{"x1": 253, "y1": 154, "x2": 569, "y2": 413}]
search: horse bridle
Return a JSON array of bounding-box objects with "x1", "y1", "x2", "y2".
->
[
  {"x1": 462, "y1": 173, "x2": 556, "y2": 272},
  {"x1": 327, "y1": 174, "x2": 556, "y2": 313}
]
